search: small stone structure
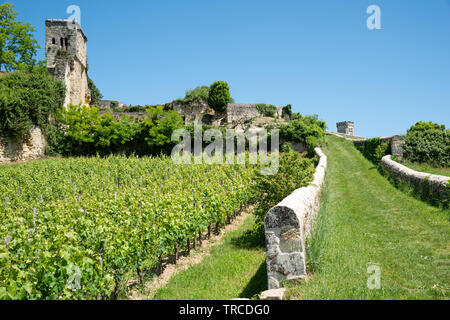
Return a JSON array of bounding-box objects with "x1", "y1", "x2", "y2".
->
[
  {"x1": 381, "y1": 155, "x2": 449, "y2": 200},
  {"x1": 46, "y1": 19, "x2": 90, "y2": 107},
  {"x1": 381, "y1": 135, "x2": 405, "y2": 160},
  {"x1": 0, "y1": 127, "x2": 47, "y2": 163},
  {"x1": 98, "y1": 100, "x2": 126, "y2": 110},
  {"x1": 170, "y1": 100, "x2": 221, "y2": 125},
  {"x1": 264, "y1": 147, "x2": 327, "y2": 289},
  {"x1": 337, "y1": 121, "x2": 354, "y2": 136}
]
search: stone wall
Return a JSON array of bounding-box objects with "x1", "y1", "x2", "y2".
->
[
  {"x1": 352, "y1": 135, "x2": 406, "y2": 160},
  {"x1": 170, "y1": 100, "x2": 218, "y2": 125},
  {"x1": 171, "y1": 102, "x2": 283, "y2": 127},
  {"x1": 381, "y1": 155, "x2": 450, "y2": 200},
  {"x1": 264, "y1": 147, "x2": 327, "y2": 289},
  {"x1": 0, "y1": 127, "x2": 47, "y2": 163},
  {"x1": 226, "y1": 104, "x2": 262, "y2": 124}
]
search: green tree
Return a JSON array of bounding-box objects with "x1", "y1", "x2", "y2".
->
[
  {"x1": 141, "y1": 105, "x2": 184, "y2": 154},
  {"x1": 0, "y1": 70, "x2": 65, "y2": 139},
  {"x1": 55, "y1": 104, "x2": 139, "y2": 156},
  {"x1": 407, "y1": 121, "x2": 446, "y2": 134},
  {"x1": 404, "y1": 121, "x2": 449, "y2": 167},
  {"x1": 207, "y1": 81, "x2": 232, "y2": 112},
  {"x1": 88, "y1": 77, "x2": 103, "y2": 106},
  {"x1": 0, "y1": 3, "x2": 40, "y2": 72},
  {"x1": 184, "y1": 85, "x2": 209, "y2": 103},
  {"x1": 278, "y1": 114, "x2": 326, "y2": 144}
]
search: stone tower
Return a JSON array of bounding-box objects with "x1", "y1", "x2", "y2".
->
[
  {"x1": 45, "y1": 19, "x2": 90, "y2": 107},
  {"x1": 337, "y1": 121, "x2": 354, "y2": 136}
]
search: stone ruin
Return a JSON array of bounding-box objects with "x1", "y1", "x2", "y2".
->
[
  {"x1": 337, "y1": 121, "x2": 354, "y2": 136},
  {"x1": 170, "y1": 100, "x2": 284, "y2": 128},
  {"x1": 45, "y1": 19, "x2": 90, "y2": 107}
]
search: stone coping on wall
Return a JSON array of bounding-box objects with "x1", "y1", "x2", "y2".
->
[
  {"x1": 381, "y1": 155, "x2": 450, "y2": 200},
  {"x1": 264, "y1": 147, "x2": 327, "y2": 290},
  {"x1": 325, "y1": 131, "x2": 366, "y2": 141}
]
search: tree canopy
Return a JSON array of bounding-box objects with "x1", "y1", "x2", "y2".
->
[{"x1": 0, "y1": 3, "x2": 39, "y2": 72}]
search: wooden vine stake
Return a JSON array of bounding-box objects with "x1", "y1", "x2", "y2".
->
[
  {"x1": 99, "y1": 241, "x2": 104, "y2": 268},
  {"x1": 158, "y1": 255, "x2": 163, "y2": 275},
  {"x1": 33, "y1": 208, "x2": 37, "y2": 233},
  {"x1": 174, "y1": 242, "x2": 179, "y2": 264},
  {"x1": 207, "y1": 224, "x2": 211, "y2": 239},
  {"x1": 186, "y1": 238, "x2": 190, "y2": 255}
]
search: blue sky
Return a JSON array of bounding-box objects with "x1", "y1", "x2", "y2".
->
[{"x1": 8, "y1": 0, "x2": 450, "y2": 137}]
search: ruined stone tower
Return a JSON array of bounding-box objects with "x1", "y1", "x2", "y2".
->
[
  {"x1": 45, "y1": 19, "x2": 90, "y2": 107},
  {"x1": 337, "y1": 121, "x2": 354, "y2": 136}
]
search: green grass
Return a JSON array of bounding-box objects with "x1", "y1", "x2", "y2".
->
[
  {"x1": 286, "y1": 135, "x2": 450, "y2": 300},
  {"x1": 153, "y1": 215, "x2": 267, "y2": 300},
  {"x1": 397, "y1": 160, "x2": 450, "y2": 177}
]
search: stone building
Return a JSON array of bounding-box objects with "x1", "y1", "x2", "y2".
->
[
  {"x1": 337, "y1": 121, "x2": 354, "y2": 136},
  {"x1": 45, "y1": 19, "x2": 90, "y2": 107}
]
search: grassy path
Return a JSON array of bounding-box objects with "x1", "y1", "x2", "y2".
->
[
  {"x1": 152, "y1": 215, "x2": 267, "y2": 300},
  {"x1": 287, "y1": 136, "x2": 449, "y2": 300}
]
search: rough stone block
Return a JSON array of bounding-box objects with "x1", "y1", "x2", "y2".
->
[
  {"x1": 264, "y1": 147, "x2": 327, "y2": 289},
  {"x1": 260, "y1": 288, "x2": 286, "y2": 300}
]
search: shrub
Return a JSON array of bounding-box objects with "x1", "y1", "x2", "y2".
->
[
  {"x1": 355, "y1": 138, "x2": 390, "y2": 164},
  {"x1": 140, "y1": 105, "x2": 184, "y2": 155},
  {"x1": 183, "y1": 86, "x2": 209, "y2": 103},
  {"x1": 243, "y1": 144, "x2": 316, "y2": 246},
  {"x1": 207, "y1": 81, "x2": 232, "y2": 112},
  {"x1": 55, "y1": 105, "x2": 140, "y2": 156},
  {"x1": 306, "y1": 135, "x2": 319, "y2": 156},
  {"x1": 0, "y1": 70, "x2": 65, "y2": 139},
  {"x1": 282, "y1": 104, "x2": 292, "y2": 119},
  {"x1": 279, "y1": 114, "x2": 326, "y2": 144},
  {"x1": 110, "y1": 101, "x2": 119, "y2": 110},
  {"x1": 403, "y1": 122, "x2": 450, "y2": 167},
  {"x1": 88, "y1": 77, "x2": 103, "y2": 106},
  {"x1": 256, "y1": 104, "x2": 277, "y2": 117}
]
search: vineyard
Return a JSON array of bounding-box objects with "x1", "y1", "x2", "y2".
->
[{"x1": 0, "y1": 156, "x2": 256, "y2": 299}]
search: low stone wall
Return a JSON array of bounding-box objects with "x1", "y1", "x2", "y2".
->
[
  {"x1": 0, "y1": 127, "x2": 46, "y2": 163},
  {"x1": 381, "y1": 155, "x2": 450, "y2": 200},
  {"x1": 264, "y1": 147, "x2": 327, "y2": 289}
]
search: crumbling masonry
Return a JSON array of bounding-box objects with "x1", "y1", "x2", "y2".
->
[{"x1": 45, "y1": 19, "x2": 90, "y2": 106}]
